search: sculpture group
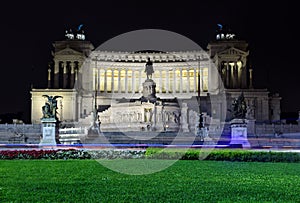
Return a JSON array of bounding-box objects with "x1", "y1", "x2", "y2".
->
[
  {"x1": 231, "y1": 92, "x2": 247, "y2": 119},
  {"x1": 42, "y1": 95, "x2": 62, "y2": 120}
]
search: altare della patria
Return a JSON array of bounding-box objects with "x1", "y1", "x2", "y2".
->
[{"x1": 2, "y1": 26, "x2": 300, "y2": 149}]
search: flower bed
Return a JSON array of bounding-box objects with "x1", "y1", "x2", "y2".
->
[
  {"x1": 0, "y1": 149, "x2": 91, "y2": 160},
  {"x1": 88, "y1": 149, "x2": 145, "y2": 159},
  {"x1": 0, "y1": 149, "x2": 145, "y2": 160}
]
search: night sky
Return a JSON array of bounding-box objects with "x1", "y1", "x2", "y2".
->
[{"x1": 0, "y1": 0, "x2": 298, "y2": 123}]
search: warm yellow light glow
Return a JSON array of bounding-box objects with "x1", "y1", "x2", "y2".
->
[
  {"x1": 100, "y1": 69, "x2": 105, "y2": 91},
  {"x1": 97, "y1": 67, "x2": 209, "y2": 94},
  {"x1": 189, "y1": 69, "x2": 194, "y2": 92},
  {"x1": 203, "y1": 68, "x2": 208, "y2": 91},
  {"x1": 106, "y1": 69, "x2": 112, "y2": 92},
  {"x1": 113, "y1": 70, "x2": 119, "y2": 92},
  {"x1": 182, "y1": 69, "x2": 188, "y2": 92}
]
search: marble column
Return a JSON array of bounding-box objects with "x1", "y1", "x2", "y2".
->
[
  {"x1": 200, "y1": 67, "x2": 204, "y2": 92},
  {"x1": 186, "y1": 68, "x2": 190, "y2": 93},
  {"x1": 180, "y1": 69, "x2": 183, "y2": 93},
  {"x1": 132, "y1": 70, "x2": 135, "y2": 93},
  {"x1": 230, "y1": 63, "x2": 235, "y2": 88},
  {"x1": 104, "y1": 69, "x2": 107, "y2": 93},
  {"x1": 111, "y1": 69, "x2": 114, "y2": 93},
  {"x1": 78, "y1": 61, "x2": 83, "y2": 85},
  {"x1": 74, "y1": 69, "x2": 78, "y2": 89},
  {"x1": 125, "y1": 69, "x2": 128, "y2": 94},
  {"x1": 47, "y1": 68, "x2": 51, "y2": 88},
  {"x1": 166, "y1": 70, "x2": 169, "y2": 93},
  {"x1": 159, "y1": 70, "x2": 162, "y2": 93},
  {"x1": 75, "y1": 61, "x2": 82, "y2": 88},
  {"x1": 233, "y1": 62, "x2": 238, "y2": 88},
  {"x1": 118, "y1": 69, "x2": 121, "y2": 93},
  {"x1": 139, "y1": 70, "x2": 142, "y2": 93},
  {"x1": 173, "y1": 69, "x2": 176, "y2": 93},
  {"x1": 70, "y1": 62, "x2": 75, "y2": 88},
  {"x1": 226, "y1": 62, "x2": 230, "y2": 88},
  {"x1": 54, "y1": 61, "x2": 60, "y2": 88},
  {"x1": 97, "y1": 68, "x2": 100, "y2": 92},
  {"x1": 63, "y1": 62, "x2": 68, "y2": 89},
  {"x1": 193, "y1": 68, "x2": 196, "y2": 93}
]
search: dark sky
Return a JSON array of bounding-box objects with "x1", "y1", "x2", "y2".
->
[{"x1": 0, "y1": 0, "x2": 298, "y2": 123}]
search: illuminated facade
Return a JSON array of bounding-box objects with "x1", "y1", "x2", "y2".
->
[{"x1": 31, "y1": 29, "x2": 281, "y2": 127}]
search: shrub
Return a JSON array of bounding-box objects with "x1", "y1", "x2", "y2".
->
[{"x1": 145, "y1": 148, "x2": 300, "y2": 163}]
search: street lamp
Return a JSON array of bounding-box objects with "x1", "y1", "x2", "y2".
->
[{"x1": 197, "y1": 55, "x2": 205, "y2": 141}]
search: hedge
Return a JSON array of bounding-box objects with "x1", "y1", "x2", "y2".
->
[{"x1": 145, "y1": 148, "x2": 300, "y2": 163}]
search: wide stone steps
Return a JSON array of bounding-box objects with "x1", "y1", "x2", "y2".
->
[
  {"x1": 82, "y1": 132, "x2": 204, "y2": 145},
  {"x1": 0, "y1": 131, "x2": 41, "y2": 144}
]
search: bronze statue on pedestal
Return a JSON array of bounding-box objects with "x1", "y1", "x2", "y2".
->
[
  {"x1": 42, "y1": 95, "x2": 62, "y2": 120},
  {"x1": 145, "y1": 57, "x2": 154, "y2": 80}
]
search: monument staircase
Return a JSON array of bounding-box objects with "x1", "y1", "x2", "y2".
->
[
  {"x1": 247, "y1": 133, "x2": 300, "y2": 149},
  {"x1": 217, "y1": 123, "x2": 231, "y2": 145},
  {"x1": 0, "y1": 124, "x2": 41, "y2": 144},
  {"x1": 0, "y1": 131, "x2": 24, "y2": 144},
  {"x1": 77, "y1": 112, "x2": 94, "y2": 128},
  {"x1": 58, "y1": 116, "x2": 300, "y2": 148},
  {"x1": 57, "y1": 112, "x2": 95, "y2": 144},
  {"x1": 82, "y1": 131, "x2": 205, "y2": 145}
]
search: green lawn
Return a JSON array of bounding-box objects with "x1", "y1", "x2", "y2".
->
[{"x1": 1, "y1": 159, "x2": 300, "y2": 202}]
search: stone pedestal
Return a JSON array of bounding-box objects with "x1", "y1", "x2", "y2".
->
[
  {"x1": 230, "y1": 119, "x2": 250, "y2": 148},
  {"x1": 180, "y1": 103, "x2": 189, "y2": 132},
  {"x1": 39, "y1": 118, "x2": 58, "y2": 146},
  {"x1": 142, "y1": 79, "x2": 156, "y2": 102}
]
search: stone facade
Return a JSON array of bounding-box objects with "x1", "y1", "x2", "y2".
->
[
  {"x1": 31, "y1": 89, "x2": 77, "y2": 124},
  {"x1": 31, "y1": 30, "x2": 281, "y2": 130}
]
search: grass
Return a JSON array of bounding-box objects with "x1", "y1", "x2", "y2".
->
[{"x1": 1, "y1": 159, "x2": 300, "y2": 202}]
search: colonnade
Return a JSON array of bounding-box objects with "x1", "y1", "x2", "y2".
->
[
  {"x1": 93, "y1": 67, "x2": 209, "y2": 94},
  {"x1": 219, "y1": 60, "x2": 248, "y2": 89},
  {"x1": 51, "y1": 60, "x2": 82, "y2": 89}
]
